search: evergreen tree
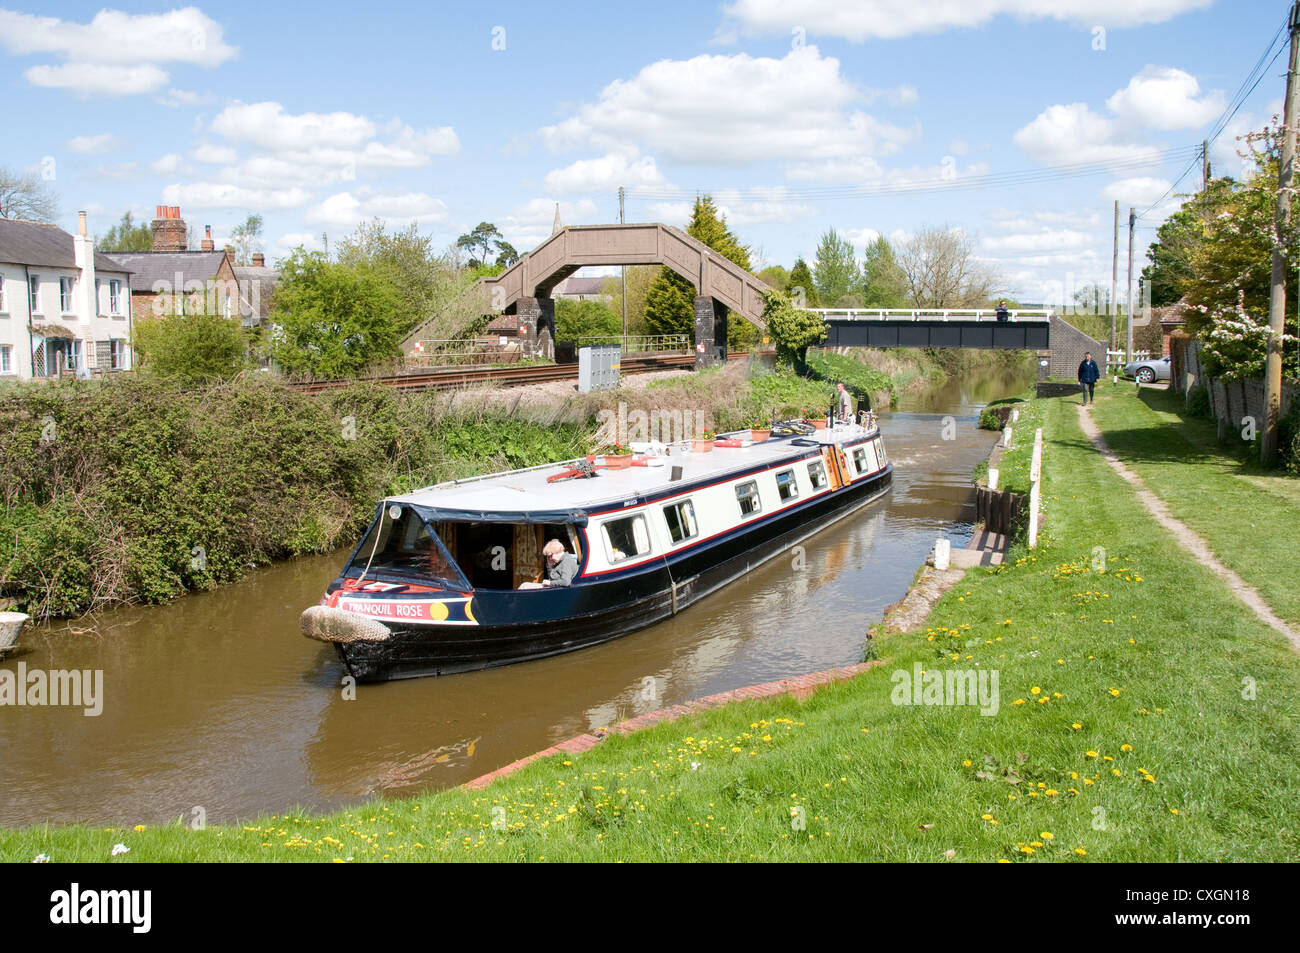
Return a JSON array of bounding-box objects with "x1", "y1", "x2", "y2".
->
[
  {"x1": 645, "y1": 195, "x2": 751, "y2": 337},
  {"x1": 813, "y1": 228, "x2": 859, "y2": 306},
  {"x1": 860, "y1": 235, "x2": 909, "y2": 308},
  {"x1": 785, "y1": 258, "x2": 819, "y2": 308}
]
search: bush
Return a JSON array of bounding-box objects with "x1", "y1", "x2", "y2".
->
[
  {"x1": 1186, "y1": 385, "x2": 1211, "y2": 418},
  {"x1": 131, "y1": 312, "x2": 250, "y2": 384},
  {"x1": 804, "y1": 350, "x2": 896, "y2": 408},
  {"x1": 1279, "y1": 397, "x2": 1300, "y2": 474}
]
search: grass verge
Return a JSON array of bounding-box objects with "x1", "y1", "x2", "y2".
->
[{"x1": 1087, "y1": 384, "x2": 1300, "y2": 628}]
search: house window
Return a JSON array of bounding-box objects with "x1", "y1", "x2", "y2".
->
[
  {"x1": 110, "y1": 339, "x2": 126, "y2": 370},
  {"x1": 29, "y1": 275, "x2": 40, "y2": 313},
  {"x1": 602, "y1": 514, "x2": 651, "y2": 563},
  {"x1": 807, "y1": 459, "x2": 828, "y2": 490},
  {"x1": 109, "y1": 279, "x2": 122, "y2": 315},
  {"x1": 736, "y1": 480, "x2": 761, "y2": 517},
  {"x1": 60, "y1": 277, "x2": 74, "y2": 313},
  {"x1": 0, "y1": 345, "x2": 11, "y2": 373},
  {"x1": 775, "y1": 469, "x2": 799, "y2": 502},
  {"x1": 663, "y1": 500, "x2": 698, "y2": 545}
]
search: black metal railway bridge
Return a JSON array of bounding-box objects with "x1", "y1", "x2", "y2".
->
[{"x1": 812, "y1": 308, "x2": 1053, "y2": 350}]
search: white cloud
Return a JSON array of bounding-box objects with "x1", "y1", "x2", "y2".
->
[
  {"x1": 1105, "y1": 66, "x2": 1225, "y2": 130},
  {"x1": 709, "y1": 187, "x2": 819, "y2": 225},
  {"x1": 1014, "y1": 103, "x2": 1148, "y2": 164},
  {"x1": 150, "y1": 153, "x2": 187, "y2": 175},
  {"x1": 0, "y1": 7, "x2": 236, "y2": 96},
  {"x1": 212, "y1": 101, "x2": 376, "y2": 151},
  {"x1": 161, "y1": 182, "x2": 312, "y2": 210},
  {"x1": 1100, "y1": 176, "x2": 1174, "y2": 206},
  {"x1": 25, "y1": 62, "x2": 168, "y2": 96},
  {"x1": 544, "y1": 152, "x2": 670, "y2": 194},
  {"x1": 1015, "y1": 66, "x2": 1224, "y2": 165},
  {"x1": 842, "y1": 228, "x2": 882, "y2": 247},
  {"x1": 274, "y1": 232, "x2": 326, "y2": 255},
  {"x1": 303, "y1": 190, "x2": 450, "y2": 228},
  {"x1": 540, "y1": 46, "x2": 917, "y2": 164},
  {"x1": 157, "y1": 88, "x2": 207, "y2": 108},
  {"x1": 199, "y1": 102, "x2": 460, "y2": 189},
  {"x1": 721, "y1": 0, "x2": 1212, "y2": 41},
  {"x1": 64, "y1": 132, "x2": 120, "y2": 154},
  {"x1": 784, "y1": 156, "x2": 992, "y2": 188},
  {"x1": 499, "y1": 198, "x2": 601, "y2": 249}
]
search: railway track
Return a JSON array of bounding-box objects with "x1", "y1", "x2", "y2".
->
[{"x1": 292, "y1": 350, "x2": 751, "y2": 395}]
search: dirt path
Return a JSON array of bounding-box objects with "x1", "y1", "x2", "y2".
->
[{"x1": 1078, "y1": 405, "x2": 1300, "y2": 649}]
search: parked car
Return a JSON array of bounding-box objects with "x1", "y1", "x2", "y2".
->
[{"x1": 1123, "y1": 354, "x2": 1170, "y2": 383}]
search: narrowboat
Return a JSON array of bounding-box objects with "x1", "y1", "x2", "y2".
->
[{"x1": 301, "y1": 417, "x2": 892, "y2": 681}]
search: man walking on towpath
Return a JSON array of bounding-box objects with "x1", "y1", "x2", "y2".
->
[{"x1": 1078, "y1": 351, "x2": 1100, "y2": 405}]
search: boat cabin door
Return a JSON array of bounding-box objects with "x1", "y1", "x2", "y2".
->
[{"x1": 823, "y1": 446, "x2": 850, "y2": 489}]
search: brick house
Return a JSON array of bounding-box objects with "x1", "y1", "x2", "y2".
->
[
  {"x1": 103, "y1": 206, "x2": 275, "y2": 327},
  {"x1": 0, "y1": 212, "x2": 134, "y2": 381}
]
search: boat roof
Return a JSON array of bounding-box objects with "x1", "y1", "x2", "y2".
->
[{"x1": 386, "y1": 424, "x2": 877, "y2": 520}]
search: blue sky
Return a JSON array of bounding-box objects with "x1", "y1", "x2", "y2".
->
[{"x1": 1, "y1": 0, "x2": 1289, "y2": 302}]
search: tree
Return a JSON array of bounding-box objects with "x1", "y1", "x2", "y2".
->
[
  {"x1": 97, "y1": 211, "x2": 153, "y2": 252},
  {"x1": 1182, "y1": 124, "x2": 1298, "y2": 379},
  {"x1": 456, "y1": 222, "x2": 516, "y2": 269},
  {"x1": 229, "y1": 214, "x2": 264, "y2": 265},
  {"x1": 336, "y1": 219, "x2": 458, "y2": 337},
  {"x1": 0, "y1": 165, "x2": 58, "y2": 222},
  {"x1": 757, "y1": 264, "x2": 788, "y2": 289},
  {"x1": 897, "y1": 225, "x2": 997, "y2": 307},
  {"x1": 860, "y1": 236, "x2": 909, "y2": 308},
  {"x1": 762, "y1": 289, "x2": 826, "y2": 367},
  {"x1": 645, "y1": 196, "x2": 751, "y2": 337},
  {"x1": 555, "y1": 298, "x2": 621, "y2": 342},
  {"x1": 813, "y1": 228, "x2": 859, "y2": 306},
  {"x1": 269, "y1": 248, "x2": 405, "y2": 378},
  {"x1": 785, "y1": 258, "x2": 819, "y2": 308},
  {"x1": 131, "y1": 312, "x2": 249, "y2": 384}
]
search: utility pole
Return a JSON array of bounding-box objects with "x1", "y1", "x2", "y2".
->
[
  {"x1": 1126, "y1": 207, "x2": 1135, "y2": 360},
  {"x1": 1202, "y1": 139, "x2": 1210, "y2": 190},
  {"x1": 1111, "y1": 200, "x2": 1119, "y2": 352},
  {"x1": 619, "y1": 186, "x2": 628, "y2": 339},
  {"x1": 1264, "y1": 1, "x2": 1300, "y2": 463}
]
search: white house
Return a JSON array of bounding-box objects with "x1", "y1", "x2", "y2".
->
[{"x1": 0, "y1": 212, "x2": 134, "y2": 382}]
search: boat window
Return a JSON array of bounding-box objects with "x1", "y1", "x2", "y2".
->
[
  {"x1": 807, "y1": 459, "x2": 828, "y2": 489},
  {"x1": 775, "y1": 469, "x2": 799, "y2": 502},
  {"x1": 603, "y1": 514, "x2": 651, "y2": 563},
  {"x1": 736, "y1": 480, "x2": 761, "y2": 516},
  {"x1": 346, "y1": 504, "x2": 468, "y2": 590},
  {"x1": 663, "y1": 500, "x2": 698, "y2": 544},
  {"x1": 875, "y1": 438, "x2": 888, "y2": 466},
  {"x1": 852, "y1": 447, "x2": 870, "y2": 473}
]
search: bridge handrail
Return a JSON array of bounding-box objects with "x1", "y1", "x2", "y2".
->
[{"x1": 808, "y1": 308, "x2": 1055, "y2": 322}]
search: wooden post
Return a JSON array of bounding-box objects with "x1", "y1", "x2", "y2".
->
[{"x1": 1028, "y1": 428, "x2": 1044, "y2": 549}]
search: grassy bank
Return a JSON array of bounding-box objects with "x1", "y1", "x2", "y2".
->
[
  {"x1": 6, "y1": 391, "x2": 1298, "y2": 862},
  {"x1": 1088, "y1": 383, "x2": 1300, "y2": 627}
]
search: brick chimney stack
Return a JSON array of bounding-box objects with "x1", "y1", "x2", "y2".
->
[
  {"x1": 151, "y1": 205, "x2": 187, "y2": 252},
  {"x1": 252, "y1": 252, "x2": 265, "y2": 267},
  {"x1": 224, "y1": 244, "x2": 236, "y2": 268},
  {"x1": 201, "y1": 225, "x2": 215, "y2": 252}
]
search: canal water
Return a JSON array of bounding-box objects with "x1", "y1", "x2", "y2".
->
[{"x1": 0, "y1": 367, "x2": 1034, "y2": 829}]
